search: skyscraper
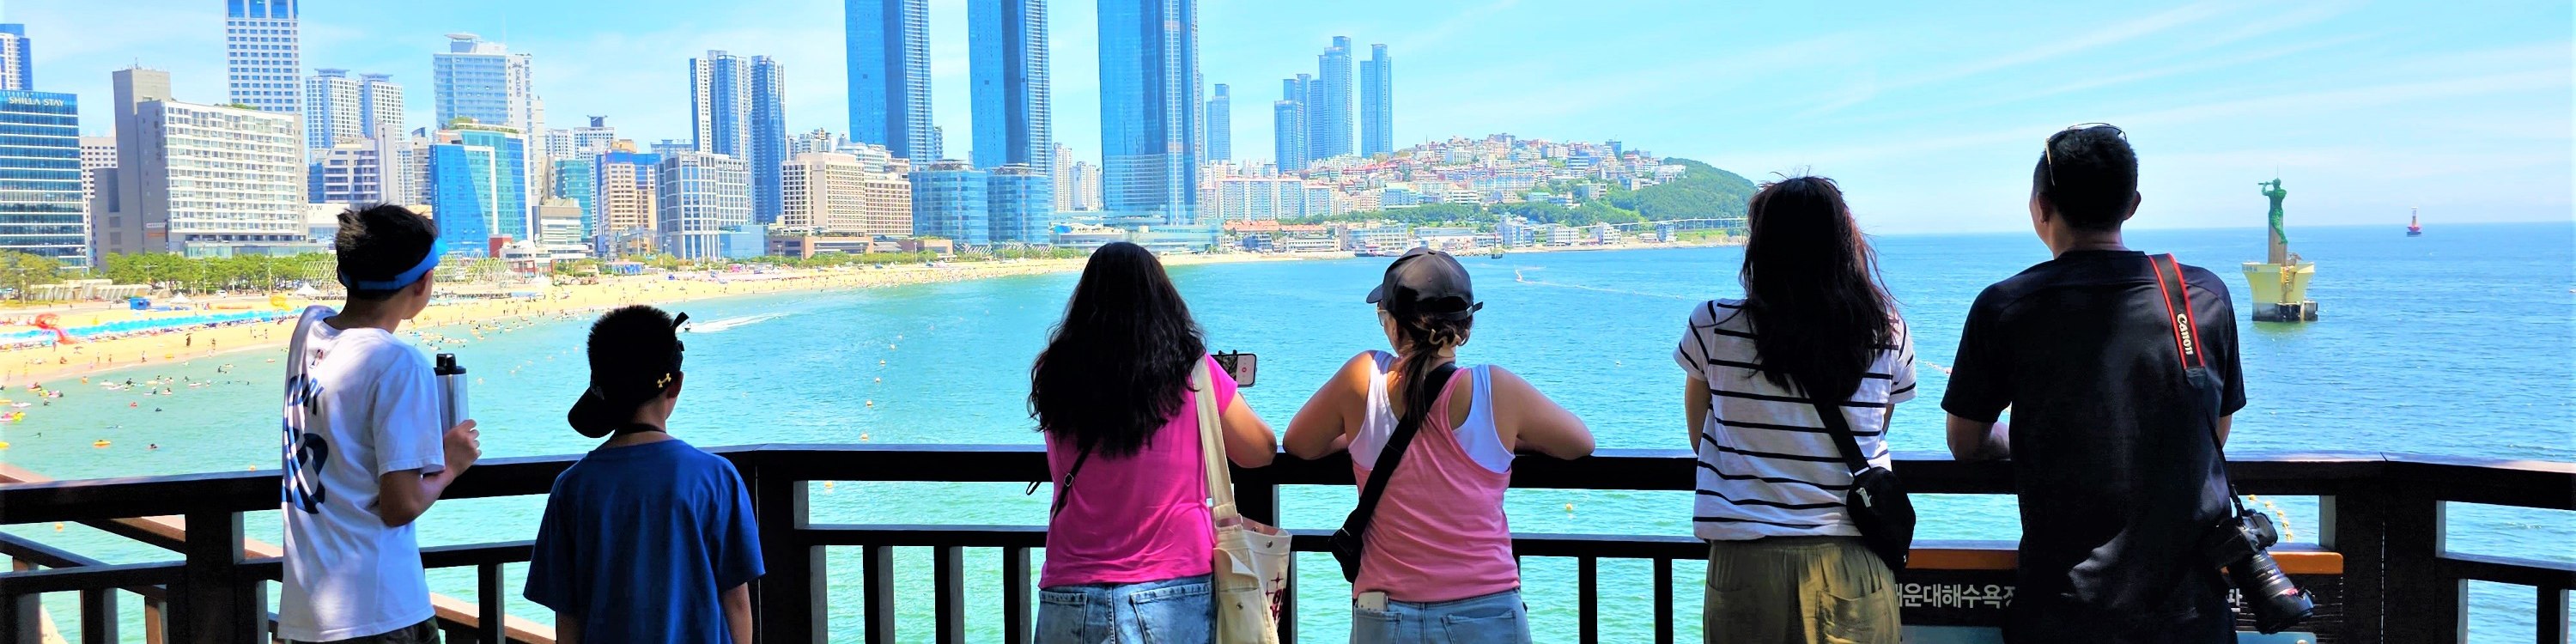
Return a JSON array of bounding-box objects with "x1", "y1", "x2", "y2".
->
[
  {"x1": 1206, "y1": 83, "x2": 1231, "y2": 162},
  {"x1": 848, "y1": 0, "x2": 935, "y2": 161},
  {"x1": 1097, "y1": 0, "x2": 1202, "y2": 225},
  {"x1": 305, "y1": 70, "x2": 403, "y2": 151},
  {"x1": 434, "y1": 33, "x2": 538, "y2": 131},
  {"x1": 93, "y1": 68, "x2": 305, "y2": 258},
  {"x1": 970, "y1": 0, "x2": 1052, "y2": 175},
  {"x1": 655, "y1": 151, "x2": 751, "y2": 259},
  {"x1": 225, "y1": 0, "x2": 301, "y2": 116},
  {"x1": 910, "y1": 160, "x2": 989, "y2": 246},
  {"x1": 0, "y1": 25, "x2": 30, "y2": 91},
  {"x1": 1358, "y1": 44, "x2": 1393, "y2": 157},
  {"x1": 690, "y1": 52, "x2": 788, "y2": 223},
  {"x1": 1050, "y1": 143, "x2": 1078, "y2": 211},
  {"x1": 0, "y1": 90, "x2": 85, "y2": 267},
  {"x1": 1274, "y1": 76, "x2": 1307, "y2": 170},
  {"x1": 1306, "y1": 36, "x2": 1353, "y2": 163}
]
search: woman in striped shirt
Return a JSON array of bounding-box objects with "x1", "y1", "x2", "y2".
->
[{"x1": 1676, "y1": 176, "x2": 1915, "y2": 643}]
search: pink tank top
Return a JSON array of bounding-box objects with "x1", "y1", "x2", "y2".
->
[
  {"x1": 1039, "y1": 355, "x2": 1238, "y2": 587},
  {"x1": 1352, "y1": 371, "x2": 1520, "y2": 603}
]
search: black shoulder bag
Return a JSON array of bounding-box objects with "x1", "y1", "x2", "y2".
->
[
  {"x1": 1329, "y1": 361, "x2": 1459, "y2": 582},
  {"x1": 1813, "y1": 394, "x2": 1916, "y2": 570}
]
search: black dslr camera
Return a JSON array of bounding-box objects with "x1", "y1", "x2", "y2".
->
[{"x1": 2200, "y1": 507, "x2": 2314, "y2": 634}]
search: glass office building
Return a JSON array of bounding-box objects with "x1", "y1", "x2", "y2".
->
[
  {"x1": 985, "y1": 163, "x2": 1052, "y2": 245},
  {"x1": 551, "y1": 157, "x2": 594, "y2": 240},
  {"x1": 0, "y1": 90, "x2": 87, "y2": 268},
  {"x1": 1096, "y1": 0, "x2": 1200, "y2": 225},
  {"x1": 224, "y1": 0, "x2": 301, "y2": 116},
  {"x1": 910, "y1": 160, "x2": 989, "y2": 246}
]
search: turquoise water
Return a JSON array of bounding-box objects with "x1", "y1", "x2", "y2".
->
[{"x1": 3, "y1": 222, "x2": 2570, "y2": 641}]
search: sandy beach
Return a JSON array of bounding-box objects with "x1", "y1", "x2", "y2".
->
[{"x1": 0, "y1": 252, "x2": 1317, "y2": 387}]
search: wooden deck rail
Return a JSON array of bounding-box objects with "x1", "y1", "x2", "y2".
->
[{"x1": 2, "y1": 447, "x2": 2569, "y2": 643}]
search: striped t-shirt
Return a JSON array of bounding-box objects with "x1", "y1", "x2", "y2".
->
[{"x1": 1674, "y1": 299, "x2": 1917, "y2": 541}]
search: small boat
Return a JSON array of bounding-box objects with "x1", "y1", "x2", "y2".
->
[
  {"x1": 93, "y1": 440, "x2": 111, "y2": 448},
  {"x1": 2406, "y1": 207, "x2": 2423, "y2": 237},
  {"x1": 1488, "y1": 248, "x2": 1505, "y2": 259}
]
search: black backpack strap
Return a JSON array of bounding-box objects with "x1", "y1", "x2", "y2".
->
[{"x1": 1340, "y1": 362, "x2": 1461, "y2": 551}]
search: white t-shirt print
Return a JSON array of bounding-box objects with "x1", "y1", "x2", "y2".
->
[{"x1": 278, "y1": 306, "x2": 445, "y2": 641}]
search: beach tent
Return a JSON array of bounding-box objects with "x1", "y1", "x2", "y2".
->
[
  {"x1": 292, "y1": 285, "x2": 320, "y2": 297},
  {"x1": 170, "y1": 295, "x2": 193, "y2": 304}
]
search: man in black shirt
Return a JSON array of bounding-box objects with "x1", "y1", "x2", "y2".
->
[{"x1": 1943, "y1": 125, "x2": 2248, "y2": 643}]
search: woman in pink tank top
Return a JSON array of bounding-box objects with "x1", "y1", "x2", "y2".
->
[
  {"x1": 1029, "y1": 243, "x2": 1278, "y2": 644},
  {"x1": 1285, "y1": 248, "x2": 1595, "y2": 644}
]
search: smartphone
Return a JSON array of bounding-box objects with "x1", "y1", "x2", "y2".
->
[{"x1": 1213, "y1": 351, "x2": 1257, "y2": 387}]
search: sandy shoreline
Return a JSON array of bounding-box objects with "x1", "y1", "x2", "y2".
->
[
  {"x1": 0, "y1": 240, "x2": 1736, "y2": 387},
  {"x1": 0, "y1": 252, "x2": 1321, "y2": 386}
]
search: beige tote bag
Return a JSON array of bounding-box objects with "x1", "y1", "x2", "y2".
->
[{"x1": 1194, "y1": 361, "x2": 1290, "y2": 643}]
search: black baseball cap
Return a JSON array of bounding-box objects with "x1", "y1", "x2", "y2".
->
[
  {"x1": 566, "y1": 307, "x2": 688, "y2": 438},
  {"x1": 1365, "y1": 246, "x2": 1481, "y2": 319}
]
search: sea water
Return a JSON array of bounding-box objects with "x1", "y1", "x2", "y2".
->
[{"x1": 3, "y1": 222, "x2": 2569, "y2": 641}]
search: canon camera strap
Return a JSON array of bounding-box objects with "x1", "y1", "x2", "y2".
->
[{"x1": 2148, "y1": 254, "x2": 2249, "y2": 516}]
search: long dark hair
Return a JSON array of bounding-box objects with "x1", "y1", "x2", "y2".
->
[
  {"x1": 1731, "y1": 176, "x2": 1894, "y2": 404},
  {"x1": 1385, "y1": 301, "x2": 1473, "y2": 430},
  {"x1": 1029, "y1": 242, "x2": 1206, "y2": 457}
]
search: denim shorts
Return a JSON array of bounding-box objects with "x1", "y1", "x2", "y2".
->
[
  {"x1": 1350, "y1": 588, "x2": 1532, "y2": 644},
  {"x1": 1037, "y1": 574, "x2": 1212, "y2": 644},
  {"x1": 289, "y1": 618, "x2": 440, "y2": 644}
]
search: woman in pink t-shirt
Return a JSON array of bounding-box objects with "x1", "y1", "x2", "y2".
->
[
  {"x1": 1284, "y1": 248, "x2": 1595, "y2": 644},
  {"x1": 1029, "y1": 242, "x2": 1277, "y2": 644}
]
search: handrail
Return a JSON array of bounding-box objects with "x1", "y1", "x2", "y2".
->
[
  {"x1": 1, "y1": 447, "x2": 2569, "y2": 644},
  {"x1": 9, "y1": 447, "x2": 2563, "y2": 522}
]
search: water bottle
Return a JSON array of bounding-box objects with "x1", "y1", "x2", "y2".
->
[{"x1": 434, "y1": 353, "x2": 469, "y2": 430}]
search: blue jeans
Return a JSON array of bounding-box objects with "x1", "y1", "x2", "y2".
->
[
  {"x1": 1350, "y1": 588, "x2": 1532, "y2": 644},
  {"x1": 1037, "y1": 574, "x2": 1212, "y2": 644}
]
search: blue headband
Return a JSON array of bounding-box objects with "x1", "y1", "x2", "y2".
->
[{"x1": 339, "y1": 242, "x2": 445, "y2": 293}]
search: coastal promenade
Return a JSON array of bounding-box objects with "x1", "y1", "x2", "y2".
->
[{"x1": 1, "y1": 445, "x2": 2567, "y2": 643}]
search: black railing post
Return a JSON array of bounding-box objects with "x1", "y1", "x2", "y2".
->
[
  {"x1": 476, "y1": 562, "x2": 505, "y2": 643},
  {"x1": 2324, "y1": 485, "x2": 2390, "y2": 644},
  {"x1": 2384, "y1": 488, "x2": 2461, "y2": 643},
  {"x1": 174, "y1": 510, "x2": 260, "y2": 643},
  {"x1": 933, "y1": 545, "x2": 965, "y2": 644},
  {"x1": 79, "y1": 587, "x2": 118, "y2": 644},
  {"x1": 1579, "y1": 556, "x2": 1599, "y2": 644},
  {"x1": 2539, "y1": 586, "x2": 2566, "y2": 644},
  {"x1": 749, "y1": 459, "x2": 822, "y2": 643},
  {"x1": 1002, "y1": 547, "x2": 1031, "y2": 644},
  {"x1": 1653, "y1": 558, "x2": 1674, "y2": 644},
  {"x1": 863, "y1": 545, "x2": 896, "y2": 644},
  {"x1": 3, "y1": 560, "x2": 37, "y2": 644}
]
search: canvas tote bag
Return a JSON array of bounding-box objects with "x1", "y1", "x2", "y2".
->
[{"x1": 1194, "y1": 361, "x2": 1290, "y2": 643}]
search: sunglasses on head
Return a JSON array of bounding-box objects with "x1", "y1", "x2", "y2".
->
[{"x1": 2044, "y1": 123, "x2": 2126, "y2": 188}]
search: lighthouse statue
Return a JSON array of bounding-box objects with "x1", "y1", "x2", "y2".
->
[{"x1": 2241, "y1": 179, "x2": 2319, "y2": 321}]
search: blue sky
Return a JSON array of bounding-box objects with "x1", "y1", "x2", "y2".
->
[{"x1": 14, "y1": 0, "x2": 2570, "y2": 233}]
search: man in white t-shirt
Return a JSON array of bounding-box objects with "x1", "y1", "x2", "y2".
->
[{"x1": 280, "y1": 204, "x2": 482, "y2": 643}]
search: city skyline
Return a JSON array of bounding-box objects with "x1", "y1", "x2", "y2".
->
[{"x1": 10, "y1": 1, "x2": 2569, "y2": 231}]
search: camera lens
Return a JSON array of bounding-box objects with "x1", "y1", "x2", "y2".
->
[{"x1": 2229, "y1": 549, "x2": 2315, "y2": 635}]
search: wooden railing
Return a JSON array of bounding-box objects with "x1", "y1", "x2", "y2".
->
[{"x1": 1, "y1": 447, "x2": 2568, "y2": 643}]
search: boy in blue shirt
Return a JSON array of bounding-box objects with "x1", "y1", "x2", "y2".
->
[{"x1": 526, "y1": 306, "x2": 764, "y2": 642}]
